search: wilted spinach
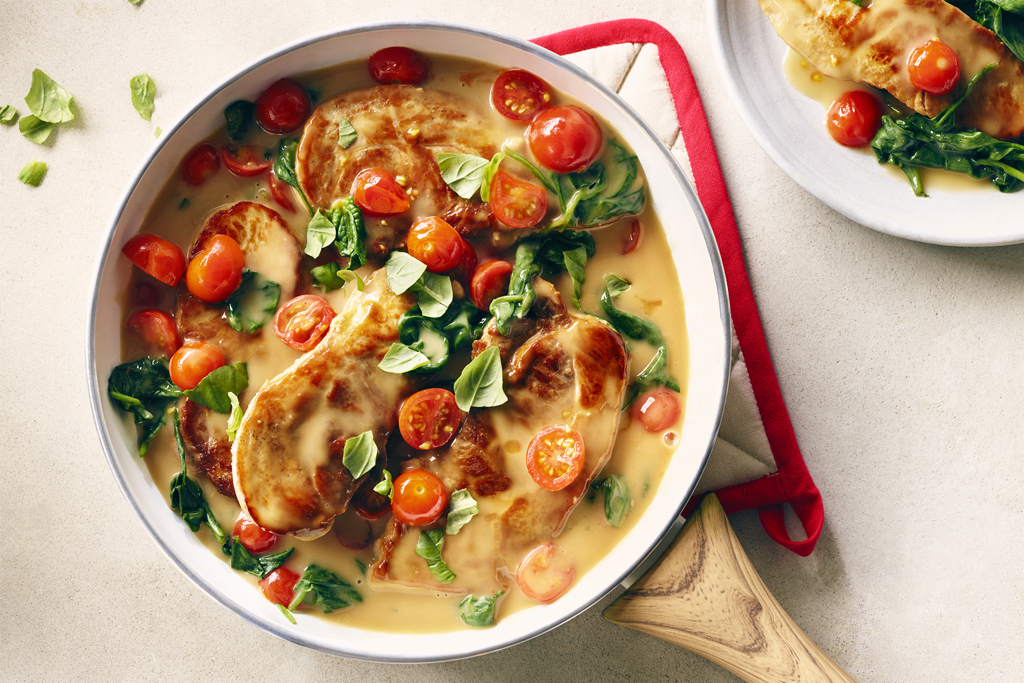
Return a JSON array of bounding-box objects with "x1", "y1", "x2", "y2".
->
[
  {"x1": 226, "y1": 270, "x2": 280, "y2": 333},
  {"x1": 273, "y1": 138, "x2": 313, "y2": 215},
  {"x1": 288, "y1": 564, "x2": 362, "y2": 613},
  {"x1": 108, "y1": 357, "x2": 182, "y2": 455},
  {"x1": 169, "y1": 410, "x2": 227, "y2": 546}
]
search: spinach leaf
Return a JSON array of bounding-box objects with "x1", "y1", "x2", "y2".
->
[
  {"x1": 169, "y1": 410, "x2": 227, "y2": 545},
  {"x1": 563, "y1": 246, "x2": 588, "y2": 309},
  {"x1": 442, "y1": 299, "x2": 490, "y2": 352},
  {"x1": 273, "y1": 138, "x2": 313, "y2": 215},
  {"x1": 312, "y1": 262, "x2": 364, "y2": 293},
  {"x1": 226, "y1": 392, "x2": 243, "y2": 442},
  {"x1": 226, "y1": 270, "x2": 280, "y2": 333},
  {"x1": 445, "y1": 489, "x2": 479, "y2": 535},
  {"x1": 386, "y1": 251, "x2": 427, "y2": 294},
  {"x1": 416, "y1": 529, "x2": 456, "y2": 583},
  {"x1": 378, "y1": 342, "x2": 431, "y2": 373},
  {"x1": 288, "y1": 564, "x2": 362, "y2": 613},
  {"x1": 108, "y1": 357, "x2": 182, "y2": 456},
  {"x1": 413, "y1": 271, "x2": 453, "y2": 318},
  {"x1": 337, "y1": 118, "x2": 358, "y2": 148},
  {"x1": 356, "y1": 558, "x2": 367, "y2": 575},
  {"x1": 949, "y1": 0, "x2": 1024, "y2": 64},
  {"x1": 183, "y1": 362, "x2": 248, "y2": 414},
  {"x1": 19, "y1": 115, "x2": 55, "y2": 144},
  {"x1": 373, "y1": 469, "x2": 393, "y2": 501},
  {"x1": 304, "y1": 209, "x2": 336, "y2": 258},
  {"x1": 25, "y1": 69, "x2": 75, "y2": 123},
  {"x1": 458, "y1": 591, "x2": 504, "y2": 627},
  {"x1": 224, "y1": 100, "x2": 254, "y2": 141},
  {"x1": 594, "y1": 475, "x2": 631, "y2": 527},
  {"x1": 328, "y1": 197, "x2": 367, "y2": 269},
  {"x1": 395, "y1": 299, "x2": 488, "y2": 374},
  {"x1": 129, "y1": 73, "x2": 156, "y2": 121},
  {"x1": 229, "y1": 541, "x2": 294, "y2": 579},
  {"x1": 437, "y1": 153, "x2": 490, "y2": 199},
  {"x1": 0, "y1": 105, "x2": 18, "y2": 125},
  {"x1": 342, "y1": 430, "x2": 377, "y2": 479},
  {"x1": 17, "y1": 159, "x2": 47, "y2": 186},
  {"x1": 453, "y1": 346, "x2": 507, "y2": 412}
]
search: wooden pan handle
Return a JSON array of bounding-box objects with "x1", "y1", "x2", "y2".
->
[{"x1": 604, "y1": 494, "x2": 858, "y2": 683}]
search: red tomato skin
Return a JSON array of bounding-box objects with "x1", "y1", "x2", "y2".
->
[
  {"x1": 516, "y1": 543, "x2": 576, "y2": 603},
  {"x1": 182, "y1": 143, "x2": 220, "y2": 186},
  {"x1": 259, "y1": 567, "x2": 300, "y2": 607},
  {"x1": 528, "y1": 105, "x2": 603, "y2": 173},
  {"x1": 525, "y1": 425, "x2": 586, "y2": 491},
  {"x1": 169, "y1": 341, "x2": 225, "y2": 390},
  {"x1": 122, "y1": 234, "x2": 187, "y2": 287},
  {"x1": 255, "y1": 79, "x2": 311, "y2": 135},
  {"x1": 368, "y1": 47, "x2": 429, "y2": 85},
  {"x1": 398, "y1": 388, "x2": 462, "y2": 450},
  {"x1": 490, "y1": 171, "x2": 548, "y2": 228},
  {"x1": 233, "y1": 514, "x2": 278, "y2": 554},
  {"x1": 127, "y1": 310, "x2": 180, "y2": 359},
  {"x1": 908, "y1": 40, "x2": 961, "y2": 96},
  {"x1": 826, "y1": 91, "x2": 882, "y2": 148},
  {"x1": 632, "y1": 387, "x2": 682, "y2": 432},
  {"x1": 622, "y1": 219, "x2": 643, "y2": 255},
  {"x1": 391, "y1": 468, "x2": 449, "y2": 526},
  {"x1": 351, "y1": 168, "x2": 411, "y2": 215},
  {"x1": 221, "y1": 145, "x2": 272, "y2": 177},
  {"x1": 185, "y1": 234, "x2": 246, "y2": 303},
  {"x1": 351, "y1": 485, "x2": 392, "y2": 520},
  {"x1": 273, "y1": 295, "x2": 337, "y2": 352},
  {"x1": 267, "y1": 173, "x2": 296, "y2": 213},
  {"x1": 491, "y1": 69, "x2": 553, "y2": 122},
  {"x1": 470, "y1": 259, "x2": 513, "y2": 311},
  {"x1": 449, "y1": 238, "x2": 479, "y2": 286},
  {"x1": 406, "y1": 217, "x2": 465, "y2": 273}
]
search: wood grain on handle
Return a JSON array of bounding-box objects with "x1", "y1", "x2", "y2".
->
[{"x1": 604, "y1": 494, "x2": 858, "y2": 683}]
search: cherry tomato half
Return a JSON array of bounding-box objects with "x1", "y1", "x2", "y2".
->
[
  {"x1": 525, "y1": 425, "x2": 585, "y2": 491},
  {"x1": 449, "y1": 237, "x2": 479, "y2": 285},
  {"x1": 267, "y1": 172, "x2": 296, "y2": 213},
  {"x1": 181, "y1": 143, "x2": 219, "y2": 186},
  {"x1": 351, "y1": 167, "x2": 410, "y2": 215},
  {"x1": 492, "y1": 69, "x2": 553, "y2": 122},
  {"x1": 632, "y1": 387, "x2": 682, "y2": 432},
  {"x1": 622, "y1": 219, "x2": 643, "y2": 255},
  {"x1": 528, "y1": 105, "x2": 603, "y2": 173},
  {"x1": 399, "y1": 388, "x2": 461, "y2": 450},
  {"x1": 367, "y1": 46, "x2": 429, "y2": 85},
  {"x1": 259, "y1": 566, "x2": 300, "y2": 607},
  {"x1": 516, "y1": 543, "x2": 576, "y2": 603},
  {"x1": 908, "y1": 40, "x2": 961, "y2": 96},
  {"x1": 169, "y1": 341, "x2": 225, "y2": 390},
  {"x1": 127, "y1": 310, "x2": 180, "y2": 359},
  {"x1": 470, "y1": 259, "x2": 513, "y2": 311},
  {"x1": 406, "y1": 216, "x2": 465, "y2": 273},
  {"x1": 391, "y1": 468, "x2": 448, "y2": 526},
  {"x1": 273, "y1": 295, "x2": 336, "y2": 351},
  {"x1": 221, "y1": 145, "x2": 272, "y2": 177},
  {"x1": 490, "y1": 171, "x2": 547, "y2": 228},
  {"x1": 185, "y1": 233, "x2": 246, "y2": 303},
  {"x1": 255, "y1": 78, "x2": 311, "y2": 135},
  {"x1": 826, "y1": 91, "x2": 882, "y2": 148},
  {"x1": 233, "y1": 513, "x2": 278, "y2": 554},
  {"x1": 122, "y1": 234, "x2": 186, "y2": 287}
]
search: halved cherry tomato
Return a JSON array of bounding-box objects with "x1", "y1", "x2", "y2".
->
[
  {"x1": 221, "y1": 145, "x2": 272, "y2": 177},
  {"x1": 525, "y1": 425, "x2": 585, "y2": 491},
  {"x1": 492, "y1": 69, "x2": 552, "y2": 122},
  {"x1": 169, "y1": 341, "x2": 225, "y2": 390},
  {"x1": 185, "y1": 233, "x2": 246, "y2": 303},
  {"x1": 490, "y1": 171, "x2": 547, "y2": 228},
  {"x1": 127, "y1": 310, "x2": 180, "y2": 359},
  {"x1": 908, "y1": 40, "x2": 960, "y2": 96},
  {"x1": 399, "y1": 388, "x2": 461, "y2": 450},
  {"x1": 267, "y1": 172, "x2": 296, "y2": 213},
  {"x1": 351, "y1": 168, "x2": 410, "y2": 215},
  {"x1": 273, "y1": 295, "x2": 336, "y2": 351},
  {"x1": 528, "y1": 105, "x2": 603, "y2": 173},
  {"x1": 470, "y1": 259, "x2": 513, "y2": 311},
  {"x1": 391, "y1": 468, "x2": 448, "y2": 526},
  {"x1": 632, "y1": 387, "x2": 682, "y2": 432},
  {"x1": 406, "y1": 216, "x2": 464, "y2": 272},
  {"x1": 368, "y1": 47, "x2": 429, "y2": 85},
  {"x1": 516, "y1": 543, "x2": 575, "y2": 603},
  {"x1": 259, "y1": 566, "x2": 300, "y2": 607},
  {"x1": 122, "y1": 234, "x2": 186, "y2": 286},
  {"x1": 449, "y1": 237, "x2": 479, "y2": 285},
  {"x1": 255, "y1": 78, "x2": 311, "y2": 135},
  {"x1": 622, "y1": 219, "x2": 643, "y2": 255},
  {"x1": 233, "y1": 513, "x2": 278, "y2": 554},
  {"x1": 181, "y1": 143, "x2": 219, "y2": 185},
  {"x1": 826, "y1": 91, "x2": 882, "y2": 148}
]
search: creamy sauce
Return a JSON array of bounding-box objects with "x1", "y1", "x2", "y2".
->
[{"x1": 122, "y1": 54, "x2": 688, "y2": 633}]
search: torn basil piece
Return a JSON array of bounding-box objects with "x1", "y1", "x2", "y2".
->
[
  {"x1": 129, "y1": 73, "x2": 156, "y2": 121},
  {"x1": 182, "y1": 363, "x2": 248, "y2": 414},
  {"x1": 226, "y1": 270, "x2": 280, "y2": 333},
  {"x1": 288, "y1": 564, "x2": 362, "y2": 613},
  {"x1": 378, "y1": 342, "x2": 431, "y2": 374},
  {"x1": 453, "y1": 346, "x2": 507, "y2": 412},
  {"x1": 445, "y1": 489, "x2": 479, "y2": 535},
  {"x1": 342, "y1": 430, "x2": 377, "y2": 479},
  {"x1": 459, "y1": 591, "x2": 504, "y2": 627},
  {"x1": 437, "y1": 152, "x2": 490, "y2": 199},
  {"x1": 416, "y1": 529, "x2": 456, "y2": 583}
]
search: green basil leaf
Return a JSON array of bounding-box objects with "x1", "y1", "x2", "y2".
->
[
  {"x1": 288, "y1": 564, "x2": 362, "y2": 613},
  {"x1": 229, "y1": 540, "x2": 294, "y2": 579},
  {"x1": 563, "y1": 246, "x2": 588, "y2": 309},
  {"x1": 226, "y1": 270, "x2": 281, "y2": 333},
  {"x1": 0, "y1": 105, "x2": 18, "y2": 125},
  {"x1": 458, "y1": 591, "x2": 504, "y2": 627},
  {"x1": 416, "y1": 529, "x2": 456, "y2": 583},
  {"x1": 108, "y1": 357, "x2": 182, "y2": 456},
  {"x1": 337, "y1": 117, "x2": 358, "y2": 148},
  {"x1": 312, "y1": 262, "x2": 364, "y2": 293},
  {"x1": 342, "y1": 430, "x2": 377, "y2": 479},
  {"x1": 169, "y1": 410, "x2": 227, "y2": 545},
  {"x1": 378, "y1": 342, "x2": 431, "y2": 374},
  {"x1": 604, "y1": 273, "x2": 630, "y2": 298},
  {"x1": 597, "y1": 475, "x2": 631, "y2": 527},
  {"x1": 304, "y1": 209, "x2": 337, "y2": 258},
  {"x1": 183, "y1": 363, "x2": 248, "y2": 414},
  {"x1": 453, "y1": 346, "x2": 507, "y2": 412},
  {"x1": 274, "y1": 138, "x2": 313, "y2": 215},
  {"x1": 226, "y1": 392, "x2": 243, "y2": 442},
  {"x1": 329, "y1": 197, "x2": 368, "y2": 269},
  {"x1": 224, "y1": 100, "x2": 254, "y2": 141},
  {"x1": 445, "y1": 488, "x2": 479, "y2": 535},
  {"x1": 479, "y1": 151, "x2": 506, "y2": 202},
  {"x1": 413, "y1": 272, "x2": 453, "y2": 318},
  {"x1": 25, "y1": 69, "x2": 75, "y2": 123},
  {"x1": 154, "y1": 127, "x2": 162, "y2": 137},
  {"x1": 127, "y1": 0, "x2": 143, "y2": 5},
  {"x1": 373, "y1": 469, "x2": 394, "y2": 501},
  {"x1": 19, "y1": 115, "x2": 55, "y2": 144},
  {"x1": 355, "y1": 558, "x2": 367, "y2": 575},
  {"x1": 386, "y1": 251, "x2": 427, "y2": 295},
  {"x1": 129, "y1": 73, "x2": 156, "y2": 121},
  {"x1": 17, "y1": 159, "x2": 47, "y2": 186},
  {"x1": 437, "y1": 152, "x2": 490, "y2": 199}
]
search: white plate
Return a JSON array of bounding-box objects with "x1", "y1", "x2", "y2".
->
[{"x1": 707, "y1": 0, "x2": 1024, "y2": 246}]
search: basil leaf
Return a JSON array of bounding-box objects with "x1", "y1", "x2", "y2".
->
[
  {"x1": 127, "y1": 0, "x2": 143, "y2": 5},
  {"x1": 479, "y1": 151, "x2": 506, "y2": 202},
  {"x1": 129, "y1": 73, "x2": 156, "y2": 121},
  {"x1": 596, "y1": 475, "x2": 631, "y2": 527},
  {"x1": 337, "y1": 118, "x2": 358, "y2": 148},
  {"x1": 304, "y1": 209, "x2": 336, "y2": 258},
  {"x1": 226, "y1": 270, "x2": 280, "y2": 333},
  {"x1": 437, "y1": 152, "x2": 490, "y2": 199},
  {"x1": 458, "y1": 591, "x2": 504, "y2": 627},
  {"x1": 288, "y1": 564, "x2": 362, "y2": 613},
  {"x1": 342, "y1": 430, "x2": 377, "y2": 479},
  {"x1": 356, "y1": 558, "x2": 367, "y2": 575},
  {"x1": 224, "y1": 100, "x2": 254, "y2": 141},
  {"x1": 413, "y1": 271, "x2": 453, "y2": 318},
  {"x1": 229, "y1": 541, "x2": 293, "y2": 579},
  {"x1": 386, "y1": 251, "x2": 427, "y2": 294},
  {"x1": 226, "y1": 392, "x2": 242, "y2": 442},
  {"x1": 328, "y1": 197, "x2": 368, "y2": 269},
  {"x1": 19, "y1": 115, "x2": 55, "y2": 144},
  {"x1": 183, "y1": 363, "x2": 248, "y2": 414},
  {"x1": 0, "y1": 105, "x2": 18, "y2": 125},
  {"x1": 312, "y1": 262, "x2": 364, "y2": 293},
  {"x1": 25, "y1": 69, "x2": 75, "y2": 123},
  {"x1": 453, "y1": 346, "x2": 507, "y2": 412},
  {"x1": 563, "y1": 246, "x2": 588, "y2": 309},
  {"x1": 154, "y1": 127, "x2": 162, "y2": 137},
  {"x1": 416, "y1": 529, "x2": 456, "y2": 583},
  {"x1": 445, "y1": 488, "x2": 479, "y2": 535},
  {"x1": 604, "y1": 273, "x2": 630, "y2": 298},
  {"x1": 169, "y1": 410, "x2": 227, "y2": 545},
  {"x1": 108, "y1": 357, "x2": 182, "y2": 456},
  {"x1": 378, "y1": 342, "x2": 431, "y2": 374},
  {"x1": 373, "y1": 469, "x2": 394, "y2": 501},
  {"x1": 274, "y1": 138, "x2": 313, "y2": 215},
  {"x1": 17, "y1": 159, "x2": 47, "y2": 186}
]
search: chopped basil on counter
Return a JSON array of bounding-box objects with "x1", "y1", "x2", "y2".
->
[
  {"x1": 154, "y1": 127, "x2": 161, "y2": 137},
  {"x1": 453, "y1": 346, "x2": 507, "y2": 412},
  {"x1": 226, "y1": 270, "x2": 280, "y2": 333},
  {"x1": 129, "y1": 73, "x2": 156, "y2": 121},
  {"x1": 107, "y1": 356, "x2": 182, "y2": 456},
  {"x1": 373, "y1": 469, "x2": 393, "y2": 501},
  {"x1": 183, "y1": 362, "x2": 248, "y2": 414},
  {"x1": 458, "y1": 591, "x2": 504, "y2": 627},
  {"x1": 445, "y1": 489, "x2": 479, "y2": 535},
  {"x1": 170, "y1": 410, "x2": 227, "y2": 545},
  {"x1": 226, "y1": 392, "x2": 242, "y2": 442},
  {"x1": 288, "y1": 564, "x2": 362, "y2": 613},
  {"x1": 0, "y1": 105, "x2": 18, "y2": 125},
  {"x1": 437, "y1": 152, "x2": 490, "y2": 199},
  {"x1": 342, "y1": 430, "x2": 377, "y2": 479},
  {"x1": 337, "y1": 117, "x2": 358, "y2": 148},
  {"x1": 224, "y1": 100, "x2": 254, "y2": 141},
  {"x1": 416, "y1": 529, "x2": 456, "y2": 583},
  {"x1": 17, "y1": 159, "x2": 47, "y2": 186},
  {"x1": 19, "y1": 115, "x2": 54, "y2": 144},
  {"x1": 25, "y1": 69, "x2": 75, "y2": 123},
  {"x1": 229, "y1": 542, "x2": 294, "y2": 579}
]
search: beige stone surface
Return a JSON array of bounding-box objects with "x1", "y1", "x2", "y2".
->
[{"x1": 3, "y1": 1, "x2": 1023, "y2": 681}]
